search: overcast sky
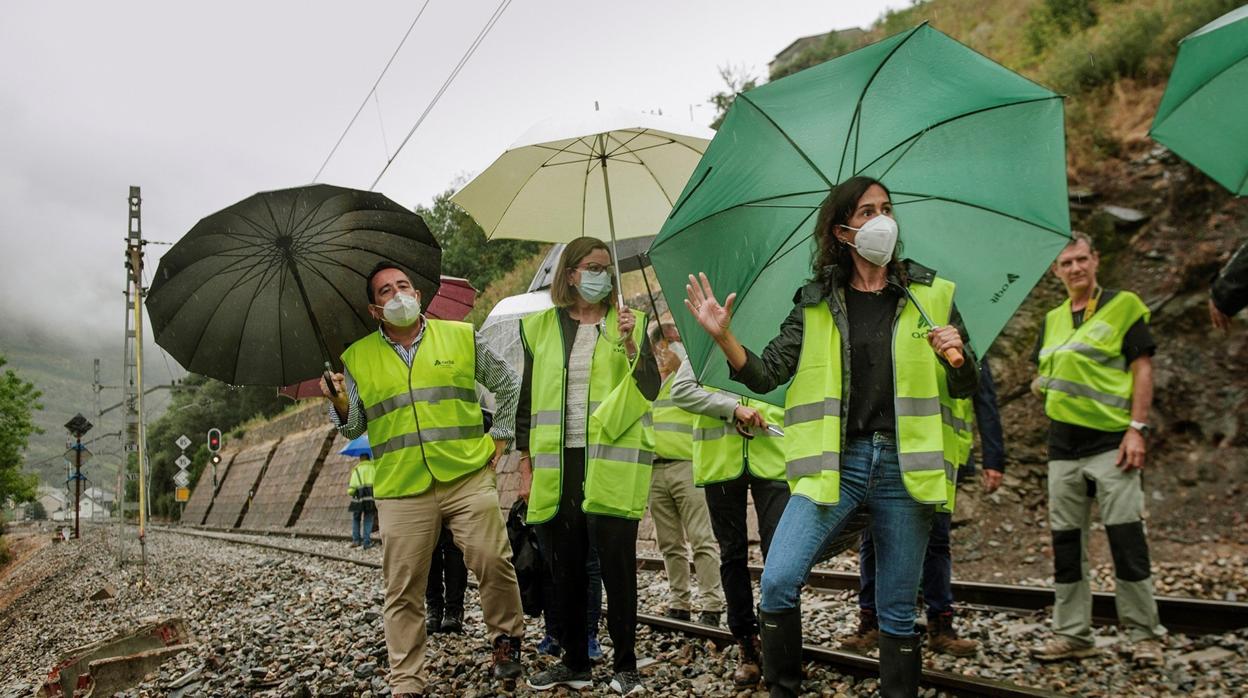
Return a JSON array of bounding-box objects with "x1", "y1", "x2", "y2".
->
[{"x1": 0, "y1": 0, "x2": 906, "y2": 346}]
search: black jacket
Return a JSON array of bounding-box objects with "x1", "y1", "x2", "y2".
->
[
  {"x1": 515, "y1": 307, "x2": 661, "y2": 451},
  {"x1": 1212, "y1": 240, "x2": 1248, "y2": 317},
  {"x1": 731, "y1": 260, "x2": 979, "y2": 444}
]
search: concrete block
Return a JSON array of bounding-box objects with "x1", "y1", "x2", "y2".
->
[
  {"x1": 242, "y1": 427, "x2": 334, "y2": 530},
  {"x1": 182, "y1": 453, "x2": 235, "y2": 526},
  {"x1": 203, "y1": 439, "x2": 279, "y2": 529},
  {"x1": 293, "y1": 434, "x2": 359, "y2": 536}
]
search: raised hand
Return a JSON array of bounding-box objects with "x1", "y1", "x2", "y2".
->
[{"x1": 684, "y1": 272, "x2": 736, "y2": 340}]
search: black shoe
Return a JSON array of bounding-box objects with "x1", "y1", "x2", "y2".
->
[
  {"x1": 426, "y1": 605, "x2": 443, "y2": 635},
  {"x1": 759, "y1": 607, "x2": 802, "y2": 697},
  {"x1": 878, "y1": 632, "x2": 922, "y2": 698},
  {"x1": 440, "y1": 607, "x2": 464, "y2": 634},
  {"x1": 492, "y1": 635, "x2": 523, "y2": 680},
  {"x1": 527, "y1": 663, "x2": 592, "y2": 691},
  {"x1": 698, "y1": 611, "x2": 721, "y2": 627},
  {"x1": 665, "y1": 608, "x2": 692, "y2": 621},
  {"x1": 609, "y1": 670, "x2": 644, "y2": 695}
]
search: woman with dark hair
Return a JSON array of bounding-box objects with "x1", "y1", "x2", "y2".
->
[
  {"x1": 516, "y1": 237, "x2": 661, "y2": 695},
  {"x1": 685, "y1": 177, "x2": 979, "y2": 698}
]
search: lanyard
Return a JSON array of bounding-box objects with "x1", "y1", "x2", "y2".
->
[{"x1": 1081, "y1": 286, "x2": 1103, "y2": 322}]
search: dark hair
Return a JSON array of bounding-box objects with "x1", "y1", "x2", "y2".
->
[
  {"x1": 366, "y1": 262, "x2": 410, "y2": 305},
  {"x1": 812, "y1": 176, "x2": 906, "y2": 291},
  {"x1": 551, "y1": 237, "x2": 611, "y2": 308}
]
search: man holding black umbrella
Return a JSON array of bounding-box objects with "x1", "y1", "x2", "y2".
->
[{"x1": 323, "y1": 262, "x2": 526, "y2": 696}]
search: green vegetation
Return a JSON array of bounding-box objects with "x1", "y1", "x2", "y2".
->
[
  {"x1": 0, "y1": 354, "x2": 41, "y2": 509},
  {"x1": 142, "y1": 374, "x2": 288, "y2": 519},
  {"x1": 417, "y1": 188, "x2": 541, "y2": 293}
]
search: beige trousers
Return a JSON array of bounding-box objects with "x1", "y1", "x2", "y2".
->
[
  {"x1": 648, "y1": 460, "x2": 725, "y2": 613},
  {"x1": 375, "y1": 466, "x2": 525, "y2": 694}
]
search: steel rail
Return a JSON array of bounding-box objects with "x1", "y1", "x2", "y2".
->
[{"x1": 159, "y1": 526, "x2": 1062, "y2": 698}]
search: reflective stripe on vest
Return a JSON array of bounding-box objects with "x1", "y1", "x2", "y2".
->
[
  {"x1": 649, "y1": 375, "x2": 696, "y2": 461},
  {"x1": 691, "y1": 394, "x2": 786, "y2": 485},
  {"x1": 936, "y1": 360, "x2": 974, "y2": 514},
  {"x1": 785, "y1": 279, "x2": 957, "y2": 507},
  {"x1": 341, "y1": 323, "x2": 493, "y2": 499},
  {"x1": 1038, "y1": 292, "x2": 1148, "y2": 431},
  {"x1": 521, "y1": 306, "x2": 653, "y2": 523}
]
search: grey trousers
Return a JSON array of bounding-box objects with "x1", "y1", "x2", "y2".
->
[{"x1": 1048, "y1": 449, "x2": 1166, "y2": 644}]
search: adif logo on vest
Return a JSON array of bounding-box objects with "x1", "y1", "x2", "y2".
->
[
  {"x1": 912, "y1": 312, "x2": 932, "y2": 340},
  {"x1": 433, "y1": 359, "x2": 456, "y2": 368}
]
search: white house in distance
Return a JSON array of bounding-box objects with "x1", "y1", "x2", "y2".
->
[{"x1": 32, "y1": 484, "x2": 114, "y2": 522}]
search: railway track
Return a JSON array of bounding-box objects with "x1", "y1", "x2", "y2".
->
[{"x1": 160, "y1": 526, "x2": 1065, "y2": 698}]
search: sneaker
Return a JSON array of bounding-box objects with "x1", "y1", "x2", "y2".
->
[
  {"x1": 536, "y1": 634, "x2": 562, "y2": 657},
  {"x1": 840, "y1": 608, "x2": 879, "y2": 653},
  {"x1": 609, "y1": 670, "x2": 644, "y2": 695},
  {"x1": 588, "y1": 634, "x2": 603, "y2": 661},
  {"x1": 665, "y1": 608, "x2": 691, "y2": 621},
  {"x1": 927, "y1": 612, "x2": 978, "y2": 657},
  {"x1": 697, "y1": 611, "x2": 721, "y2": 627},
  {"x1": 1030, "y1": 636, "x2": 1100, "y2": 662},
  {"x1": 491, "y1": 635, "x2": 522, "y2": 680},
  {"x1": 528, "y1": 664, "x2": 592, "y2": 691},
  {"x1": 1131, "y1": 638, "x2": 1164, "y2": 667}
]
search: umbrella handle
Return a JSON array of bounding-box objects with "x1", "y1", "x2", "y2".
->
[
  {"x1": 322, "y1": 362, "x2": 339, "y2": 398},
  {"x1": 942, "y1": 346, "x2": 965, "y2": 368}
]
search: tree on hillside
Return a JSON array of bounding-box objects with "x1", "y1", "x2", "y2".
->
[
  {"x1": 708, "y1": 65, "x2": 758, "y2": 130},
  {"x1": 0, "y1": 354, "x2": 42, "y2": 508},
  {"x1": 416, "y1": 188, "x2": 540, "y2": 293}
]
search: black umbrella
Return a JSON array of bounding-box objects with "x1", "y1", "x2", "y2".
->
[{"x1": 147, "y1": 184, "x2": 440, "y2": 386}]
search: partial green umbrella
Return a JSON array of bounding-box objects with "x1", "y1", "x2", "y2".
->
[
  {"x1": 1150, "y1": 5, "x2": 1248, "y2": 195},
  {"x1": 649, "y1": 23, "x2": 1070, "y2": 405}
]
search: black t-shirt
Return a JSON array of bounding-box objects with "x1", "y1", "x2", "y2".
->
[
  {"x1": 846, "y1": 286, "x2": 899, "y2": 437},
  {"x1": 1031, "y1": 289, "x2": 1156, "y2": 460}
]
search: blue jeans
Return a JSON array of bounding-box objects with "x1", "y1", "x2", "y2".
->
[
  {"x1": 759, "y1": 434, "x2": 934, "y2": 637},
  {"x1": 859, "y1": 511, "x2": 952, "y2": 617},
  {"x1": 352, "y1": 508, "x2": 375, "y2": 547}
]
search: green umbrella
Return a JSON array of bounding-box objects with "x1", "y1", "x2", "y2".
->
[
  {"x1": 1150, "y1": 5, "x2": 1248, "y2": 195},
  {"x1": 648, "y1": 23, "x2": 1070, "y2": 405}
]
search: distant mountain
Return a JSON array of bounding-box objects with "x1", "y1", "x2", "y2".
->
[{"x1": 1, "y1": 318, "x2": 179, "y2": 491}]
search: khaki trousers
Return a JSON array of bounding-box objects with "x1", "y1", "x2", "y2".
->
[
  {"x1": 376, "y1": 466, "x2": 525, "y2": 694},
  {"x1": 1048, "y1": 449, "x2": 1166, "y2": 644},
  {"x1": 648, "y1": 460, "x2": 725, "y2": 613}
]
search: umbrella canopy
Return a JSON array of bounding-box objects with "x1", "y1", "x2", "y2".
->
[
  {"x1": 148, "y1": 184, "x2": 440, "y2": 386},
  {"x1": 649, "y1": 23, "x2": 1070, "y2": 405},
  {"x1": 1150, "y1": 5, "x2": 1248, "y2": 195},
  {"x1": 452, "y1": 109, "x2": 713, "y2": 302},
  {"x1": 339, "y1": 434, "x2": 372, "y2": 458},
  {"x1": 278, "y1": 274, "x2": 478, "y2": 399}
]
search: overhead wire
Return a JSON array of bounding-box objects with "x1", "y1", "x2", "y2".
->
[
  {"x1": 312, "y1": 0, "x2": 433, "y2": 183},
  {"x1": 370, "y1": 0, "x2": 514, "y2": 189}
]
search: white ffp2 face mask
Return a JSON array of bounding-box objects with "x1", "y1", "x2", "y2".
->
[
  {"x1": 842, "y1": 214, "x2": 899, "y2": 267},
  {"x1": 381, "y1": 292, "x2": 422, "y2": 327}
]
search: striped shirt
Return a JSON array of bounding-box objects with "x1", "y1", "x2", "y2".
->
[{"x1": 328, "y1": 320, "x2": 518, "y2": 445}]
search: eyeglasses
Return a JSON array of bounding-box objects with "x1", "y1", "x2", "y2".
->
[{"x1": 574, "y1": 263, "x2": 614, "y2": 274}]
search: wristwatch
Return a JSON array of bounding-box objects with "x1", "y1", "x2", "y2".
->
[{"x1": 1128, "y1": 420, "x2": 1153, "y2": 437}]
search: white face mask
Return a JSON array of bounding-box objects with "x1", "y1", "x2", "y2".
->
[
  {"x1": 842, "y1": 214, "x2": 899, "y2": 267},
  {"x1": 380, "y1": 292, "x2": 422, "y2": 327}
]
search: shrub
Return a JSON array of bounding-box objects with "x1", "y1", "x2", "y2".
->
[
  {"x1": 1044, "y1": 7, "x2": 1163, "y2": 92},
  {"x1": 1026, "y1": 0, "x2": 1099, "y2": 55}
]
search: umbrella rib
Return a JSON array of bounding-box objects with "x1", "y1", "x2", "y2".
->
[
  {"x1": 157, "y1": 248, "x2": 279, "y2": 322},
  {"x1": 855, "y1": 95, "x2": 1064, "y2": 177},
  {"x1": 890, "y1": 190, "x2": 1071, "y2": 239},
  {"x1": 839, "y1": 23, "x2": 925, "y2": 179},
  {"x1": 736, "y1": 92, "x2": 832, "y2": 187},
  {"x1": 293, "y1": 255, "x2": 378, "y2": 332},
  {"x1": 188, "y1": 257, "x2": 284, "y2": 378},
  {"x1": 650, "y1": 189, "x2": 830, "y2": 253}
]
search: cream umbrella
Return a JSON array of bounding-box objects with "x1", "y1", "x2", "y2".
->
[{"x1": 452, "y1": 108, "x2": 713, "y2": 304}]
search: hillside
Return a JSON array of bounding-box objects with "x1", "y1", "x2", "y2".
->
[{"x1": 764, "y1": 0, "x2": 1248, "y2": 579}]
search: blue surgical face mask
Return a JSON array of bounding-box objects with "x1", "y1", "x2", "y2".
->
[{"x1": 577, "y1": 270, "x2": 613, "y2": 303}]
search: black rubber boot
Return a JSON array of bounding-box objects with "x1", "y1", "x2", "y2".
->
[
  {"x1": 425, "y1": 603, "x2": 443, "y2": 635},
  {"x1": 878, "y1": 632, "x2": 922, "y2": 698},
  {"x1": 758, "y1": 608, "x2": 802, "y2": 697}
]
